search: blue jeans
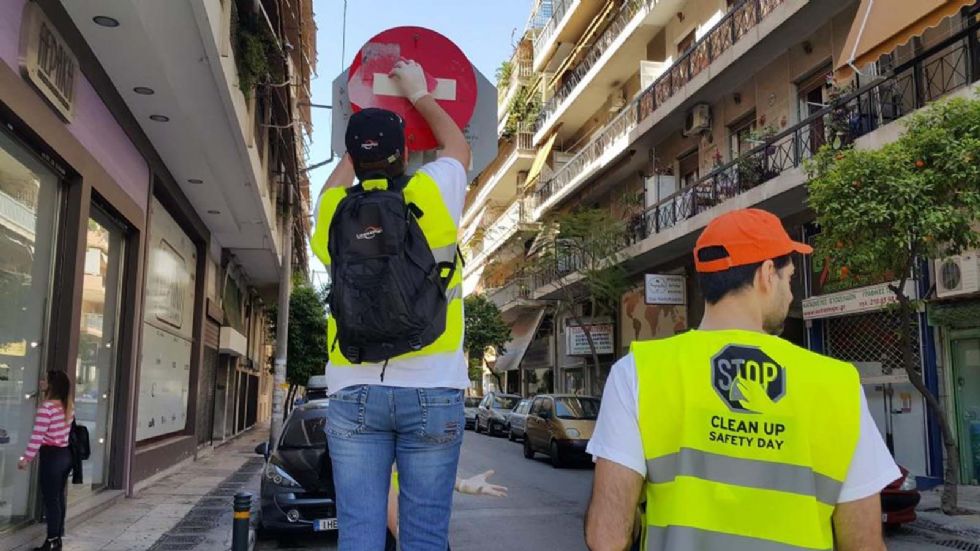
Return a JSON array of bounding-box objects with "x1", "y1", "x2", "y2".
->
[{"x1": 327, "y1": 385, "x2": 464, "y2": 551}]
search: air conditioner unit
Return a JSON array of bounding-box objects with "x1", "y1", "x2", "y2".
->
[
  {"x1": 608, "y1": 90, "x2": 627, "y2": 112},
  {"x1": 935, "y1": 250, "x2": 980, "y2": 298},
  {"x1": 683, "y1": 103, "x2": 711, "y2": 136}
]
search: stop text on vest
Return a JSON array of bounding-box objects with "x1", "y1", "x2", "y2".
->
[{"x1": 715, "y1": 358, "x2": 780, "y2": 391}]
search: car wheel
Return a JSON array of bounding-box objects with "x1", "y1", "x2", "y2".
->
[
  {"x1": 255, "y1": 521, "x2": 271, "y2": 541},
  {"x1": 508, "y1": 428, "x2": 515, "y2": 442},
  {"x1": 550, "y1": 440, "x2": 563, "y2": 469},
  {"x1": 523, "y1": 437, "x2": 535, "y2": 459},
  {"x1": 474, "y1": 419, "x2": 481, "y2": 433}
]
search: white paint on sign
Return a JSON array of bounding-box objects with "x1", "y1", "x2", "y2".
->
[{"x1": 372, "y1": 74, "x2": 457, "y2": 100}]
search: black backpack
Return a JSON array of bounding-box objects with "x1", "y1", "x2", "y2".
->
[{"x1": 327, "y1": 175, "x2": 456, "y2": 373}]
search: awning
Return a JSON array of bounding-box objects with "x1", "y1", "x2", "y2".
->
[
  {"x1": 835, "y1": 0, "x2": 974, "y2": 80},
  {"x1": 491, "y1": 307, "x2": 546, "y2": 372},
  {"x1": 526, "y1": 131, "x2": 559, "y2": 189}
]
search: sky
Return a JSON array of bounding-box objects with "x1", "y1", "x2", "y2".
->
[{"x1": 305, "y1": 0, "x2": 534, "y2": 285}]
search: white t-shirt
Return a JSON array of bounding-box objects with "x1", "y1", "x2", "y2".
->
[
  {"x1": 324, "y1": 157, "x2": 471, "y2": 392},
  {"x1": 587, "y1": 352, "x2": 901, "y2": 503}
]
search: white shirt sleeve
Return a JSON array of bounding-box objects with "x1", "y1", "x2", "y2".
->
[
  {"x1": 587, "y1": 354, "x2": 647, "y2": 477},
  {"x1": 417, "y1": 157, "x2": 467, "y2": 224},
  {"x1": 836, "y1": 386, "x2": 902, "y2": 503}
]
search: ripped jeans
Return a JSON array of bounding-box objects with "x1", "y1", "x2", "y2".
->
[{"x1": 327, "y1": 385, "x2": 464, "y2": 551}]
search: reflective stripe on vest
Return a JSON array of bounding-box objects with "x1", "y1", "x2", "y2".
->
[
  {"x1": 633, "y1": 330, "x2": 860, "y2": 551},
  {"x1": 310, "y1": 171, "x2": 463, "y2": 365}
]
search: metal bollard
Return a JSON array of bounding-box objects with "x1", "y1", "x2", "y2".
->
[{"x1": 232, "y1": 492, "x2": 252, "y2": 551}]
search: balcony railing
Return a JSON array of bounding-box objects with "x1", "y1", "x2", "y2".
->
[
  {"x1": 536, "y1": 0, "x2": 654, "y2": 133},
  {"x1": 533, "y1": 0, "x2": 575, "y2": 58},
  {"x1": 630, "y1": 17, "x2": 980, "y2": 244},
  {"x1": 535, "y1": 20, "x2": 980, "y2": 291},
  {"x1": 488, "y1": 276, "x2": 534, "y2": 310},
  {"x1": 638, "y1": 0, "x2": 785, "y2": 122},
  {"x1": 498, "y1": 58, "x2": 534, "y2": 106},
  {"x1": 532, "y1": 101, "x2": 638, "y2": 210},
  {"x1": 469, "y1": 199, "x2": 534, "y2": 269},
  {"x1": 532, "y1": 0, "x2": 785, "y2": 213}
]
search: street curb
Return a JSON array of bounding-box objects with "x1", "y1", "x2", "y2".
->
[{"x1": 909, "y1": 514, "x2": 980, "y2": 542}]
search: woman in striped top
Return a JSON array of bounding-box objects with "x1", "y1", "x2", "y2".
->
[{"x1": 17, "y1": 370, "x2": 74, "y2": 551}]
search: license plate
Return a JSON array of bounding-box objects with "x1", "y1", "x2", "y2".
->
[{"x1": 315, "y1": 518, "x2": 338, "y2": 531}]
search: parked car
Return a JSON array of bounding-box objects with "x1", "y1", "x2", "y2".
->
[
  {"x1": 881, "y1": 466, "x2": 920, "y2": 525},
  {"x1": 523, "y1": 394, "x2": 600, "y2": 468},
  {"x1": 255, "y1": 401, "x2": 336, "y2": 537},
  {"x1": 475, "y1": 392, "x2": 522, "y2": 436},
  {"x1": 506, "y1": 399, "x2": 532, "y2": 442},
  {"x1": 305, "y1": 374, "x2": 329, "y2": 401},
  {"x1": 464, "y1": 396, "x2": 481, "y2": 430}
]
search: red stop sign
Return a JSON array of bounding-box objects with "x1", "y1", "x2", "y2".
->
[{"x1": 347, "y1": 27, "x2": 477, "y2": 152}]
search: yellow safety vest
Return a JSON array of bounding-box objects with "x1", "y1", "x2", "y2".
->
[
  {"x1": 309, "y1": 172, "x2": 463, "y2": 366},
  {"x1": 633, "y1": 329, "x2": 860, "y2": 551}
]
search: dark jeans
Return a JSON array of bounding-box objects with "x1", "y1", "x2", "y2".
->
[{"x1": 39, "y1": 445, "x2": 72, "y2": 538}]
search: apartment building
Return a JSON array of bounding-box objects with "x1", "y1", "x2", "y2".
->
[
  {"x1": 0, "y1": 0, "x2": 315, "y2": 543},
  {"x1": 461, "y1": 0, "x2": 980, "y2": 485}
]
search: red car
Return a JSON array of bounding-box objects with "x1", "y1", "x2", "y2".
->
[{"x1": 880, "y1": 466, "x2": 920, "y2": 525}]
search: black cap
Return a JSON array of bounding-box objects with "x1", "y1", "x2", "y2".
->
[{"x1": 345, "y1": 108, "x2": 406, "y2": 179}]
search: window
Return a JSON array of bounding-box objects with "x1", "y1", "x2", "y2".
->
[
  {"x1": 729, "y1": 113, "x2": 757, "y2": 159},
  {"x1": 555, "y1": 397, "x2": 601, "y2": 420},
  {"x1": 678, "y1": 29, "x2": 697, "y2": 55},
  {"x1": 531, "y1": 397, "x2": 544, "y2": 415},
  {"x1": 280, "y1": 413, "x2": 327, "y2": 448},
  {"x1": 493, "y1": 395, "x2": 520, "y2": 410},
  {"x1": 678, "y1": 149, "x2": 699, "y2": 188}
]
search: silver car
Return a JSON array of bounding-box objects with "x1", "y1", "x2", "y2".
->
[
  {"x1": 464, "y1": 396, "x2": 481, "y2": 430},
  {"x1": 507, "y1": 398, "x2": 532, "y2": 442}
]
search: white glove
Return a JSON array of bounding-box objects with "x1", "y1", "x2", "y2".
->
[
  {"x1": 389, "y1": 59, "x2": 429, "y2": 105},
  {"x1": 456, "y1": 470, "x2": 508, "y2": 497}
]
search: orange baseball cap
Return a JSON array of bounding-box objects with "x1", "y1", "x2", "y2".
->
[{"x1": 694, "y1": 209, "x2": 813, "y2": 273}]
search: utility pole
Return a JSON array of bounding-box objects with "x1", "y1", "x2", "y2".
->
[{"x1": 271, "y1": 184, "x2": 293, "y2": 445}]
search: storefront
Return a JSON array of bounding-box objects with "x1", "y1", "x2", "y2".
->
[{"x1": 0, "y1": 0, "x2": 151, "y2": 534}]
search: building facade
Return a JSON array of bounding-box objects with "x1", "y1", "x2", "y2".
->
[
  {"x1": 0, "y1": 0, "x2": 315, "y2": 544},
  {"x1": 461, "y1": 0, "x2": 980, "y2": 485}
]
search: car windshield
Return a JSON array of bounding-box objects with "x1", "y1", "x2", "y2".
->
[
  {"x1": 464, "y1": 397, "x2": 481, "y2": 408},
  {"x1": 555, "y1": 397, "x2": 600, "y2": 420},
  {"x1": 493, "y1": 396, "x2": 520, "y2": 410},
  {"x1": 279, "y1": 414, "x2": 327, "y2": 449}
]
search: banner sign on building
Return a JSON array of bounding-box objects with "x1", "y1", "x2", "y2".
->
[
  {"x1": 566, "y1": 321, "x2": 614, "y2": 356},
  {"x1": 644, "y1": 274, "x2": 686, "y2": 305},
  {"x1": 802, "y1": 280, "x2": 917, "y2": 320}
]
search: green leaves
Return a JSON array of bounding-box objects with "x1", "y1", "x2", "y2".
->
[
  {"x1": 268, "y1": 283, "x2": 328, "y2": 388},
  {"x1": 808, "y1": 93, "x2": 980, "y2": 288},
  {"x1": 463, "y1": 294, "x2": 512, "y2": 374}
]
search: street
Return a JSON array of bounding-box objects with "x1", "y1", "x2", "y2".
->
[{"x1": 256, "y1": 430, "x2": 954, "y2": 550}]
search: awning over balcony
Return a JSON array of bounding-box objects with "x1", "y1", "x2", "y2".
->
[
  {"x1": 835, "y1": 0, "x2": 974, "y2": 79},
  {"x1": 492, "y1": 307, "x2": 547, "y2": 372},
  {"x1": 526, "y1": 131, "x2": 559, "y2": 190}
]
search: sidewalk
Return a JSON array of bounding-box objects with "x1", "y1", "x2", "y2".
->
[
  {"x1": 911, "y1": 484, "x2": 980, "y2": 541},
  {"x1": 18, "y1": 427, "x2": 269, "y2": 551}
]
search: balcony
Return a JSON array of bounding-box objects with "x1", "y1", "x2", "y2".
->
[
  {"x1": 466, "y1": 199, "x2": 536, "y2": 275},
  {"x1": 487, "y1": 276, "x2": 534, "y2": 311},
  {"x1": 532, "y1": 0, "x2": 584, "y2": 71},
  {"x1": 532, "y1": 102, "x2": 638, "y2": 218},
  {"x1": 498, "y1": 57, "x2": 534, "y2": 117},
  {"x1": 531, "y1": 0, "x2": 788, "y2": 218},
  {"x1": 533, "y1": 0, "x2": 666, "y2": 143},
  {"x1": 462, "y1": 129, "x2": 536, "y2": 227},
  {"x1": 532, "y1": 20, "x2": 980, "y2": 293},
  {"x1": 636, "y1": 0, "x2": 787, "y2": 124}
]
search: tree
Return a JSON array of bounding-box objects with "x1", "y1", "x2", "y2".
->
[
  {"x1": 269, "y1": 282, "x2": 328, "y2": 417},
  {"x1": 533, "y1": 207, "x2": 630, "y2": 394},
  {"x1": 807, "y1": 94, "x2": 980, "y2": 514},
  {"x1": 463, "y1": 294, "x2": 512, "y2": 392}
]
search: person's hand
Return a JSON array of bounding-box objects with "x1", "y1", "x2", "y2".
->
[
  {"x1": 389, "y1": 59, "x2": 429, "y2": 105},
  {"x1": 17, "y1": 458, "x2": 29, "y2": 470},
  {"x1": 457, "y1": 470, "x2": 508, "y2": 497}
]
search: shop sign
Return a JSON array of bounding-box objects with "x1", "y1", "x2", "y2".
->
[
  {"x1": 802, "y1": 280, "x2": 917, "y2": 320},
  {"x1": 19, "y1": 3, "x2": 77, "y2": 121},
  {"x1": 566, "y1": 321, "x2": 615, "y2": 356},
  {"x1": 645, "y1": 274, "x2": 686, "y2": 305}
]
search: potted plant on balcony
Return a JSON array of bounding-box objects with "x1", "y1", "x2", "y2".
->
[{"x1": 735, "y1": 126, "x2": 778, "y2": 189}]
